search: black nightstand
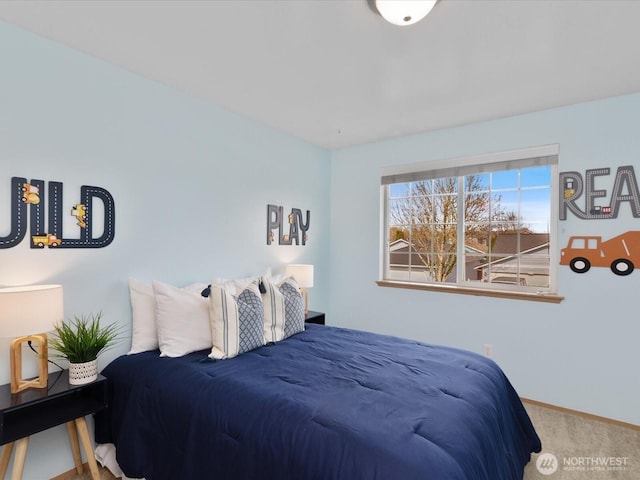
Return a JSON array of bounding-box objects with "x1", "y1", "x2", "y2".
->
[
  {"x1": 0, "y1": 370, "x2": 107, "y2": 480},
  {"x1": 305, "y1": 310, "x2": 325, "y2": 325}
]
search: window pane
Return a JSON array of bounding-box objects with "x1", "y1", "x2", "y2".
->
[
  {"x1": 492, "y1": 169, "x2": 518, "y2": 190},
  {"x1": 432, "y1": 177, "x2": 457, "y2": 194},
  {"x1": 521, "y1": 166, "x2": 551, "y2": 188},
  {"x1": 389, "y1": 183, "x2": 411, "y2": 198},
  {"x1": 411, "y1": 180, "x2": 431, "y2": 196},
  {"x1": 430, "y1": 253, "x2": 457, "y2": 283},
  {"x1": 463, "y1": 250, "x2": 486, "y2": 282},
  {"x1": 389, "y1": 198, "x2": 412, "y2": 226},
  {"x1": 411, "y1": 225, "x2": 433, "y2": 254},
  {"x1": 433, "y1": 194, "x2": 457, "y2": 223},
  {"x1": 386, "y1": 252, "x2": 409, "y2": 281},
  {"x1": 464, "y1": 224, "x2": 491, "y2": 253},
  {"x1": 389, "y1": 226, "x2": 409, "y2": 243},
  {"x1": 464, "y1": 194, "x2": 491, "y2": 224},
  {"x1": 465, "y1": 173, "x2": 490, "y2": 193},
  {"x1": 494, "y1": 190, "x2": 519, "y2": 217},
  {"x1": 520, "y1": 188, "x2": 551, "y2": 226}
]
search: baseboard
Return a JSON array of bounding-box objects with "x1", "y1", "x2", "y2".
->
[
  {"x1": 521, "y1": 397, "x2": 640, "y2": 431},
  {"x1": 50, "y1": 462, "x2": 91, "y2": 480}
]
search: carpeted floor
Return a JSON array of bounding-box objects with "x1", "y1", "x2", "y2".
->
[
  {"x1": 63, "y1": 402, "x2": 639, "y2": 480},
  {"x1": 523, "y1": 401, "x2": 639, "y2": 480}
]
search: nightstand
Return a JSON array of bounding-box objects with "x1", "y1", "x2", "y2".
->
[
  {"x1": 0, "y1": 370, "x2": 107, "y2": 480},
  {"x1": 305, "y1": 310, "x2": 325, "y2": 325}
]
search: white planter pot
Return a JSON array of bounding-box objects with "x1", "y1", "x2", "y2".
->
[{"x1": 69, "y1": 359, "x2": 98, "y2": 385}]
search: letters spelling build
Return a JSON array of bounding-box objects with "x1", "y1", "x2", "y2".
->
[
  {"x1": 560, "y1": 165, "x2": 640, "y2": 220},
  {"x1": 1, "y1": 177, "x2": 115, "y2": 249},
  {"x1": 267, "y1": 204, "x2": 310, "y2": 246}
]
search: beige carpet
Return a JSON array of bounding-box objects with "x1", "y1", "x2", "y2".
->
[
  {"x1": 61, "y1": 402, "x2": 639, "y2": 480},
  {"x1": 523, "y1": 402, "x2": 639, "y2": 480}
]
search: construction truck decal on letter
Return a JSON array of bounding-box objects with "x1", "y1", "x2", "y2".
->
[
  {"x1": 32, "y1": 234, "x2": 61, "y2": 247},
  {"x1": 22, "y1": 183, "x2": 40, "y2": 205},
  {"x1": 560, "y1": 231, "x2": 640, "y2": 276},
  {"x1": 71, "y1": 203, "x2": 87, "y2": 228}
]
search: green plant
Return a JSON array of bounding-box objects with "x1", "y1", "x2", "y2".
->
[{"x1": 49, "y1": 312, "x2": 120, "y2": 363}]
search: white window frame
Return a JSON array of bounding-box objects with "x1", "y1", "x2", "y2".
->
[{"x1": 378, "y1": 145, "x2": 563, "y2": 303}]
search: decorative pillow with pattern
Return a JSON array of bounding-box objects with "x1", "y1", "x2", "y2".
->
[
  {"x1": 208, "y1": 280, "x2": 265, "y2": 360},
  {"x1": 261, "y1": 276, "x2": 305, "y2": 342}
]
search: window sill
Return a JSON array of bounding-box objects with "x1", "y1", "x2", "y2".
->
[{"x1": 376, "y1": 280, "x2": 564, "y2": 304}]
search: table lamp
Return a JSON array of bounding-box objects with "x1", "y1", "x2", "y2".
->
[
  {"x1": 285, "y1": 264, "x2": 314, "y2": 315},
  {"x1": 0, "y1": 285, "x2": 64, "y2": 393}
]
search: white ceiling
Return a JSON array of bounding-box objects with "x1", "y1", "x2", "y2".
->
[{"x1": 1, "y1": 0, "x2": 640, "y2": 150}]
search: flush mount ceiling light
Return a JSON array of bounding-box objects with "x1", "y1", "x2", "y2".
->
[{"x1": 373, "y1": 0, "x2": 437, "y2": 26}]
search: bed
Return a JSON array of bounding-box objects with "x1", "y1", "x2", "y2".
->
[{"x1": 94, "y1": 323, "x2": 541, "y2": 480}]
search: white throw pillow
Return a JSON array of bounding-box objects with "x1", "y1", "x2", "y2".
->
[
  {"x1": 127, "y1": 278, "x2": 159, "y2": 354},
  {"x1": 208, "y1": 280, "x2": 265, "y2": 360},
  {"x1": 152, "y1": 280, "x2": 212, "y2": 357}
]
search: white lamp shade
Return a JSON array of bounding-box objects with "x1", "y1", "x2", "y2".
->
[
  {"x1": 0, "y1": 284, "x2": 64, "y2": 337},
  {"x1": 375, "y1": 0, "x2": 437, "y2": 26},
  {"x1": 285, "y1": 264, "x2": 314, "y2": 288}
]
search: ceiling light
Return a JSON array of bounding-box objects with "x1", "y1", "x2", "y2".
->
[{"x1": 374, "y1": 0, "x2": 437, "y2": 26}]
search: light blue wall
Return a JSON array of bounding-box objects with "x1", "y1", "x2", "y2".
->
[
  {"x1": 330, "y1": 93, "x2": 640, "y2": 427},
  {"x1": 0, "y1": 23, "x2": 330, "y2": 478}
]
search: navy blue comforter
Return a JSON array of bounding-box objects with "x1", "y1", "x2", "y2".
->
[{"x1": 95, "y1": 325, "x2": 540, "y2": 480}]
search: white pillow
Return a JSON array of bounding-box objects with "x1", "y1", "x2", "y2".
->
[
  {"x1": 261, "y1": 276, "x2": 305, "y2": 342},
  {"x1": 208, "y1": 280, "x2": 265, "y2": 360},
  {"x1": 152, "y1": 280, "x2": 212, "y2": 357},
  {"x1": 128, "y1": 278, "x2": 159, "y2": 354},
  {"x1": 127, "y1": 279, "x2": 210, "y2": 355}
]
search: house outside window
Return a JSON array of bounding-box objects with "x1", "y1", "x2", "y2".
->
[{"x1": 379, "y1": 145, "x2": 561, "y2": 301}]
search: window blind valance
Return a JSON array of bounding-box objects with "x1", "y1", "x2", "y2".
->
[{"x1": 380, "y1": 145, "x2": 559, "y2": 185}]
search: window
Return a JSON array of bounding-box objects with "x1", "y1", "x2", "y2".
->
[{"x1": 379, "y1": 145, "x2": 561, "y2": 302}]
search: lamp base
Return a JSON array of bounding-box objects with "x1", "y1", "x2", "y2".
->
[
  {"x1": 301, "y1": 287, "x2": 309, "y2": 316},
  {"x1": 10, "y1": 333, "x2": 48, "y2": 394}
]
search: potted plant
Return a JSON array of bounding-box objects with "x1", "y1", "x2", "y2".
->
[{"x1": 49, "y1": 312, "x2": 120, "y2": 385}]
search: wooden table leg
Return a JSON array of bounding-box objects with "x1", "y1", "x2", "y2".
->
[
  {"x1": 11, "y1": 437, "x2": 29, "y2": 480},
  {"x1": 66, "y1": 421, "x2": 84, "y2": 474},
  {"x1": 74, "y1": 417, "x2": 100, "y2": 480},
  {"x1": 0, "y1": 442, "x2": 14, "y2": 479}
]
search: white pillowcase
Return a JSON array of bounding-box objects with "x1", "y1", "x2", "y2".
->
[
  {"x1": 128, "y1": 278, "x2": 159, "y2": 354},
  {"x1": 261, "y1": 276, "x2": 305, "y2": 342},
  {"x1": 152, "y1": 280, "x2": 212, "y2": 357},
  {"x1": 208, "y1": 280, "x2": 265, "y2": 360},
  {"x1": 128, "y1": 279, "x2": 211, "y2": 355}
]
